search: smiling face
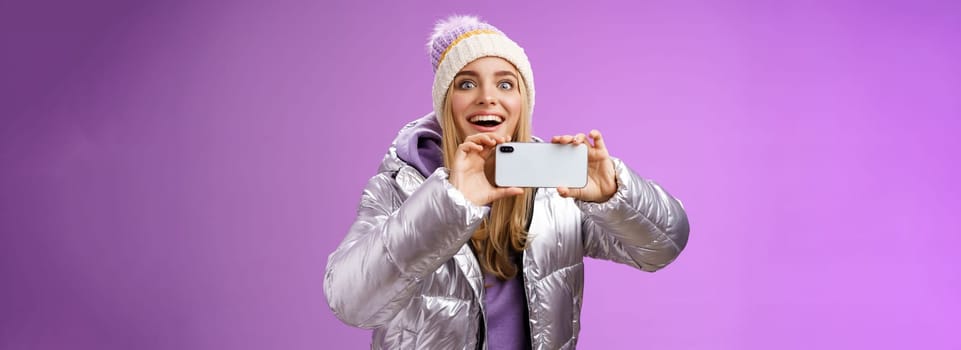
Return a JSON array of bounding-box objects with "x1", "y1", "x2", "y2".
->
[{"x1": 448, "y1": 57, "x2": 524, "y2": 141}]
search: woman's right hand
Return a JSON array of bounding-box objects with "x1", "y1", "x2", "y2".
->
[{"x1": 449, "y1": 133, "x2": 523, "y2": 206}]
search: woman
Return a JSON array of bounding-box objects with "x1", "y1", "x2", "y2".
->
[{"x1": 325, "y1": 15, "x2": 690, "y2": 349}]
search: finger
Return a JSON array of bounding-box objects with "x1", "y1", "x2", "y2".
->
[
  {"x1": 490, "y1": 135, "x2": 506, "y2": 146},
  {"x1": 459, "y1": 141, "x2": 484, "y2": 154},
  {"x1": 480, "y1": 143, "x2": 497, "y2": 158},
  {"x1": 466, "y1": 133, "x2": 497, "y2": 146},
  {"x1": 573, "y1": 133, "x2": 586, "y2": 145},
  {"x1": 491, "y1": 187, "x2": 524, "y2": 201},
  {"x1": 590, "y1": 129, "x2": 607, "y2": 151},
  {"x1": 481, "y1": 134, "x2": 497, "y2": 146},
  {"x1": 484, "y1": 136, "x2": 506, "y2": 153},
  {"x1": 454, "y1": 144, "x2": 473, "y2": 166},
  {"x1": 553, "y1": 135, "x2": 575, "y2": 144},
  {"x1": 557, "y1": 186, "x2": 570, "y2": 198},
  {"x1": 461, "y1": 141, "x2": 482, "y2": 151}
]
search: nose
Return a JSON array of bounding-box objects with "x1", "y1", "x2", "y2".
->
[
  {"x1": 476, "y1": 88, "x2": 497, "y2": 106},
  {"x1": 477, "y1": 97, "x2": 495, "y2": 105}
]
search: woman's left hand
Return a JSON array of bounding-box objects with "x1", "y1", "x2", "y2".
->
[{"x1": 551, "y1": 129, "x2": 617, "y2": 202}]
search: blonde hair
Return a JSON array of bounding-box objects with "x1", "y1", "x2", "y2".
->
[{"x1": 440, "y1": 74, "x2": 533, "y2": 281}]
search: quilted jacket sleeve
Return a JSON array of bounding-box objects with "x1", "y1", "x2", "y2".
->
[
  {"x1": 579, "y1": 158, "x2": 690, "y2": 272},
  {"x1": 324, "y1": 168, "x2": 488, "y2": 328}
]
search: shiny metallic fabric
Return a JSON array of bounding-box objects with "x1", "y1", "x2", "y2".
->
[{"x1": 325, "y1": 138, "x2": 689, "y2": 349}]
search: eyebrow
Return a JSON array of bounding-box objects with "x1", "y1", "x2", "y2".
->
[{"x1": 454, "y1": 70, "x2": 518, "y2": 79}]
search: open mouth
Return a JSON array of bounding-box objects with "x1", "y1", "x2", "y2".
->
[{"x1": 469, "y1": 115, "x2": 504, "y2": 128}]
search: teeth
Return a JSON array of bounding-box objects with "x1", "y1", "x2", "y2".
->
[{"x1": 469, "y1": 115, "x2": 504, "y2": 123}]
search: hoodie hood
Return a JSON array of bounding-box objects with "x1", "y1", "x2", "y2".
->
[{"x1": 389, "y1": 112, "x2": 444, "y2": 178}]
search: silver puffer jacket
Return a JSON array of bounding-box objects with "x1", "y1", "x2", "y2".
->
[{"x1": 325, "y1": 131, "x2": 690, "y2": 349}]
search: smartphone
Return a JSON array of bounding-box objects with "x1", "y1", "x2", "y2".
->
[{"x1": 495, "y1": 142, "x2": 588, "y2": 188}]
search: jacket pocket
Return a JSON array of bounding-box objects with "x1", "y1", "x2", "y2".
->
[{"x1": 543, "y1": 275, "x2": 575, "y2": 341}]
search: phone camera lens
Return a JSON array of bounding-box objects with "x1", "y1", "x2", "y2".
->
[{"x1": 500, "y1": 146, "x2": 514, "y2": 153}]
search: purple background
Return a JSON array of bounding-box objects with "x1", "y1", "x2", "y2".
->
[{"x1": 2, "y1": 0, "x2": 959, "y2": 349}]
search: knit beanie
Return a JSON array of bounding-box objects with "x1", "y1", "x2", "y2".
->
[{"x1": 427, "y1": 15, "x2": 535, "y2": 125}]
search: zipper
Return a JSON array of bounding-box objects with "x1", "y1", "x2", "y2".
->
[
  {"x1": 521, "y1": 188, "x2": 537, "y2": 349},
  {"x1": 466, "y1": 241, "x2": 488, "y2": 350},
  {"x1": 472, "y1": 188, "x2": 538, "y2": 350}
]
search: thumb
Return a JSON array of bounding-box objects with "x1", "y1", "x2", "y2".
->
[
  {"x1": 557, "y1": 186, "x2": 584, "y2": 199},
  {"x1": 491, "y1": 187, "x2": 524, "y2": 201}
]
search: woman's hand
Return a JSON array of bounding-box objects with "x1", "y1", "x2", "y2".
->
[
  {"x1": 551, "y1": 129, "x2": 617, "y2": 203},
  {"x1": 449, "y1": 133, "x2": 524, "y2": 206}
]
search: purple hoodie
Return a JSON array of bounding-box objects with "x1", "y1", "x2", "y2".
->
[
  {"x1": 394, "y1": 113, "x2": 444, "y2": 178},
  {"x1": 394, "y1": 113, "x2": 532, "y2": 349}
]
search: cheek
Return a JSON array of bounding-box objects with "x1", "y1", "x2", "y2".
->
[
  {"x1": 506, "y1": 94, "x2": 522, "y2": 119},
  {"x1": 450, "y1": 94, "x2": 469, "y2": 119}
]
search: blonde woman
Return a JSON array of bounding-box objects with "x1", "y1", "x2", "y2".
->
[{"x1": 325, "y1": 15, "x2": 690, "y2": 349}]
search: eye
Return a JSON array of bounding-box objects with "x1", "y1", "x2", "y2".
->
[
  {"x1": 458, "y1": 80, "x2": 476, "y2": 89},
  {"x1": 498, "y1": 81, "x2": 514, "y2": 90}
]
